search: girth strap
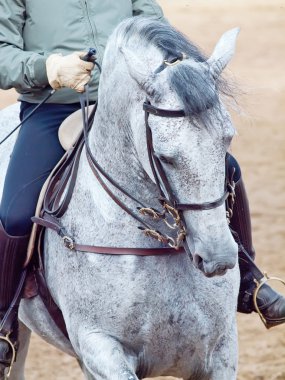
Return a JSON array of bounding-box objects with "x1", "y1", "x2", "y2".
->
[{"x1": 34, "y1": 265, "x2": 69, "y2": 339}]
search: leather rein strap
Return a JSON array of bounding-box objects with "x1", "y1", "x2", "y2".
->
[
  {"x1": 34, "y1": 212, "x2": 184, "y2": 255},
  {"x1": 33, "y1": 88, "x2": 184, "y2": 254},
  {"x1": 78, "y1": 91, "x2": 184, "y2": 250}
]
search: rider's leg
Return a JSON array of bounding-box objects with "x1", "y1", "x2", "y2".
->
[
  {"x1": 226, "y1": 153, "x2": 285, "y2": 328},
  {"x1": 0, "y1": 101, "x2": 81, "y2": 369}
]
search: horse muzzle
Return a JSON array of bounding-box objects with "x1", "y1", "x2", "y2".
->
[{"x1": 193, "y1": 252, "x2": 237, "y2": 277}]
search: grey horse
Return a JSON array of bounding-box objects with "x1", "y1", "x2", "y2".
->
[{"x1": 0, "y1": 17, "x2": 240, "y2": 380}]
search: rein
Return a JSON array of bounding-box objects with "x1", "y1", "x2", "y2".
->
[
  {"x1": 79, "y1": 89, "x2": 183, "y2": 249},
  {"x1": 33, "y1": 87, "x2": 185, "y2": 254}
]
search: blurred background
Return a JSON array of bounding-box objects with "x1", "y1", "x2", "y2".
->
[{"x1": 0, "y1": 1, "x2": 284, "y2": 379}]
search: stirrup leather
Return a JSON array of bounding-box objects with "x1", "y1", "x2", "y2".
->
[
  {"x1": 253, "y1": 272, "x2": 285, "y2": 329},
  {"x1": 0, "y1": 332, "x2": 16, "y2": 379}
]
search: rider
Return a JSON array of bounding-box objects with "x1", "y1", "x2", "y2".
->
[{"x1": 0, "y1": 0, "x2": 284, "y2": 373}]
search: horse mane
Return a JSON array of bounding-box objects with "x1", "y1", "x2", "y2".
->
[{"x1": 118, "y1": 17, "x2": 234, "y2": 119}]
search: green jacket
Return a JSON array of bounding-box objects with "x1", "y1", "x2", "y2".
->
[{"x1": 0, "y1": 0, "x2": 164, "y2": 103}]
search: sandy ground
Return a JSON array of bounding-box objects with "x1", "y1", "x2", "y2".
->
[{"x1": 0, "y1": 0, "x2": 284, "y2": 379}]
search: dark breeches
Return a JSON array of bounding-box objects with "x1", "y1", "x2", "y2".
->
[{"x1": 0, "y1": 101, "x2": 81, "y2": 236}]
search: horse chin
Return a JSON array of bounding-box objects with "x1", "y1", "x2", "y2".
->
[{"x1": 204, "y1": 268, "x2": 228, "y2": 278}]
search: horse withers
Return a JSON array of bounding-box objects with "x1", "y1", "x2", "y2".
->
[{"x1": 0, "y1": 17, "x2": 240, "y2": 380}]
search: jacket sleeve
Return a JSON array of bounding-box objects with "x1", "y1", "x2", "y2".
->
[
  {"x1": 131, "y1": 0, "x2": 165, "y2": 20},
  {"x1": 0, "y1": 0, "x2": 48, "y2": 91}
]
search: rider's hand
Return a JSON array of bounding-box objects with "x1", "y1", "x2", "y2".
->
[{"x1": 46, "y1": 52, "x2": 94, "y2": 93}]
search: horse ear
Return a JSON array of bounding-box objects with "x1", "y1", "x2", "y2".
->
[
  {"x1": 120, "y1": 47, "x2": 154, "y2": 89},
  {"x1": 207, "y1": 28, "x2": 240, "y2": 79}
]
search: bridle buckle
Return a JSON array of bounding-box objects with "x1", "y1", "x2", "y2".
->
[{"x1": 62, "y1": 236, "x2": 75, "y2": 250}]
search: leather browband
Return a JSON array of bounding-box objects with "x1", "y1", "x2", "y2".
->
[{"x1": 143, "y1": 102, "x2": 185, "y2": 118}]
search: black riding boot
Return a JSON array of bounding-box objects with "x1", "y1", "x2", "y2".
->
[
  {"x1": 0, "y1": 220, "x2": 29, "y2": 375},
  {"x1": 230, "y1": 176, "x2": 285, "y2": 328}
]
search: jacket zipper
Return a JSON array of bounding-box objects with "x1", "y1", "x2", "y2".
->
[
  {"x1": 84, "y1": 0, "x2": 96, "y2": 41},
  {"x1": 83, "y1": 0, "x2": 102, "y2": 62}
]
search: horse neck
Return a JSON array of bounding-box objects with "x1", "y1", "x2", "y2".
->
[
  {"x1": 70, "y1": 51, "x2": 171, "y2": 247},
  {"x1": 87, "y1": 82, "x2": 159, "y2": 209}
]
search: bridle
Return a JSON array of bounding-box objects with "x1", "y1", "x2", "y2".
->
[
  {"x1": 141, "y1": 53, "x2": 231, "y2": 215},
  {"x1": 143, "y1": 100, "x2": 231, "y2": 213},
  {"x1": 76, "y1": 54, "x2": 234, "y2": 253},
  {"x1": 142, "y1": 98, "x2": 232, "y2": 254}
]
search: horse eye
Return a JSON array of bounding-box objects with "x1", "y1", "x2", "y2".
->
[{"x1": 159, "y1": 155, "x2": 174, "y2": 166}]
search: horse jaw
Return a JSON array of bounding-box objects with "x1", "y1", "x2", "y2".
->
[{"x1": 207, "y1": 27, "x2": 240, "y2": 79}]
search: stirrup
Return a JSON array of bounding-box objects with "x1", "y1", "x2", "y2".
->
[
  {"x1": 0, "y1": 332, "x2": 17, "y2": 379},
  {"x1": 253, "y1": 272, "x2": 285, "y2": 329}
]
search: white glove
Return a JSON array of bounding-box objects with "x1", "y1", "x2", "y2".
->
[{"x1": 46, "y1": 52, "x2": 95, "y2": 93}]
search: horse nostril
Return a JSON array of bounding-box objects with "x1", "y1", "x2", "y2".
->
[
  {"x1": 193, "y1": 254, "x2": 204, "y2": 270},
  {"x1": 216, "y1": 265, "x2": 227, "y2": 275}
]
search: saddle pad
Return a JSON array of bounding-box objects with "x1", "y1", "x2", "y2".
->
[{"x1": 58, "y1": 105, "x2": 94, "y2": 151}]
